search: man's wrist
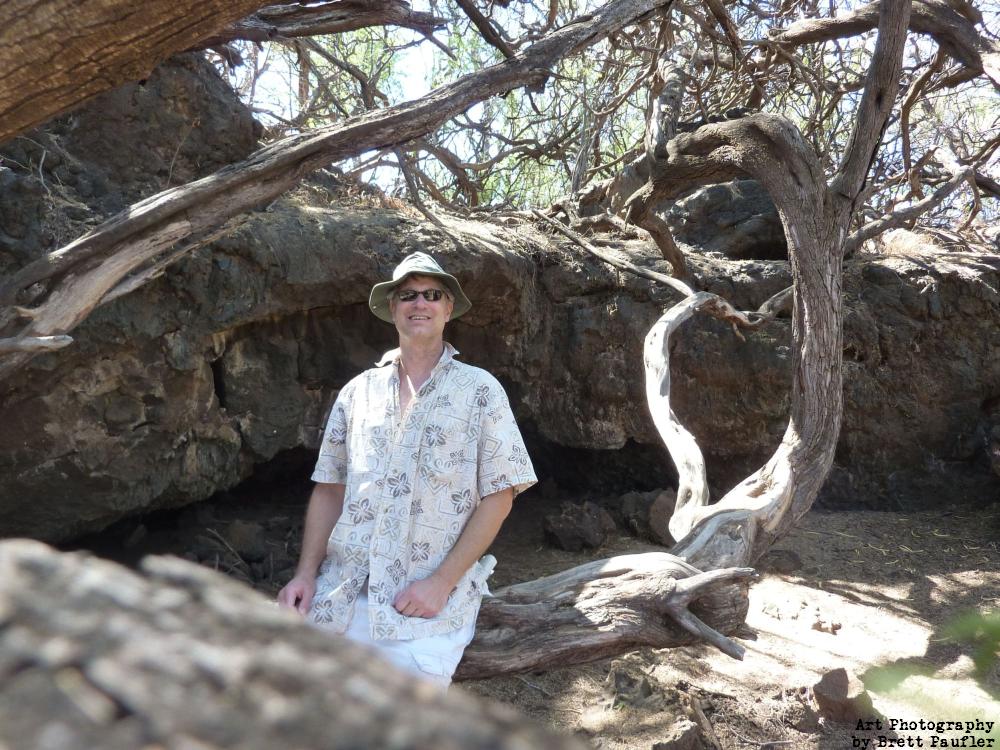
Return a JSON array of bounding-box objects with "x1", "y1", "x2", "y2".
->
[
  {"x1": 430, "y1": 567, "x2": 460, "y2": 591},
  {"x1": 295, "y1": 558, "x2": 322, "y2": 578}
]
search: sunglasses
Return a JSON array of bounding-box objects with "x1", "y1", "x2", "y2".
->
[{"x1": 395, "y1": 289, "x2": 449, "y2": 302}]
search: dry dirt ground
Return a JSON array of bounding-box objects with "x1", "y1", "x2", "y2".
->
[
  {"x1": 75, "y1": 479, "x2": 1000, "y2": 749},
  {"x1": 471, "y1": 496, "x2": 1000, "y2": 749}
]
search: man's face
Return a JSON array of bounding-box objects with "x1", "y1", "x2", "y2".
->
[{"x1": 389, "y1": 274, "x2": 454, "y2": 341}]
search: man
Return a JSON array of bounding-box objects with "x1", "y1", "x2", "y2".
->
[{"x1": 278, "y1": 252, "x2": 536, "y2": 688}]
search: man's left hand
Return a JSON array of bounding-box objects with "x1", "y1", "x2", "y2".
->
[{"x1": 393, "y1": 575, "x2": 452, "y2": 618}]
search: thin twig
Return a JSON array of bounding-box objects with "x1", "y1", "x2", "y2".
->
[
  {"x1": 206, "y1": 528, "x2": 251, "y2": 572},
  {"x1": 37, "y1": 149, "x2": 52, "y2": 198},
  {"x1": 532, "y1": 209, "x2": 696, "y2": 297},
  {"x1": 515, "y1": 675, "x2": 554, "y2": 696},
  {"x1": 167, "y1": 118, "x2": 200, "y2": 187}
]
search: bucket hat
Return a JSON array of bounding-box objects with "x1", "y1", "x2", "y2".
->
[{"x1": 368, "y1": 252, "x2": 472, "y2": 323}]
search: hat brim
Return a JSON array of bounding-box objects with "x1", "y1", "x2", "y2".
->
[{"x1": 369, "y1": 271, "x2": 472, "y2": 323}]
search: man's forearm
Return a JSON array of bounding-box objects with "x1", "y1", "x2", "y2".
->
[
  {"x1": 295, "y1": 482, "x2": 346, "y2": 577},
  {"x1": 432, "y1": 487, "x2": 514, "y2": 589}
]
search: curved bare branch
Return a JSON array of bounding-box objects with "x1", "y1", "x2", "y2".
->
[{"x1": 771, "y1": 0, "x2": 1000, "y2": 90}]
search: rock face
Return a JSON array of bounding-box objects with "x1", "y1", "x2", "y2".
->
[
  {"x1": 0, "y1": 539, "x2": 586, "y2": 750},
  {"x1": 665, "y1": 179, "x2": 787, "y2": 260},
  {"x1": 543, "y1": 500, "x2": 617, "y2": 551},
  {"x1": 1, "y1": 55, "x2": 998, "y2": 542},
  {"x1": 0, "y1": 53, "x2": 259, "y2": 273}
]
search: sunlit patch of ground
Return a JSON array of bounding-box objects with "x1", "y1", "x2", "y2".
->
[{"x1": 467, "y1": 504, "x2": 1000, "y2": 749}]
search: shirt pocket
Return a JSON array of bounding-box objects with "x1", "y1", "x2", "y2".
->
[
  {"x1": 430, "y1": 416, "x2": 475, "y2": 469},
  {"x1": 351, "y1": 416, "x2": 391, "y2": 474}
]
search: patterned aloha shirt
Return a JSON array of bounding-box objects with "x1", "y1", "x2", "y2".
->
[{"x1": 307, "y1": 343, "x2": 537, "y2": 640}]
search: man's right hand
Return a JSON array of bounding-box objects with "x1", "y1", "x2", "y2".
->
[{"x1": 277, "y1": 575, "x2": 316, "y2": 615}]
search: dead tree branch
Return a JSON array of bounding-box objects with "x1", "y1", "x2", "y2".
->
[
  {"x1": 771, "y1": 0, "x2": 1000, "y2": 91},
  {"x1": 457, "y1": 554, "x2": 756, "y2": 678},
  {"x1": 453, "y1": 0, "x2": 517, "y2": 59},
  {"x1": 198, "y1": 0, "x2": 447, "y2": 46}
]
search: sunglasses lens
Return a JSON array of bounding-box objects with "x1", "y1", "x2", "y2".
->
[{"x1": 396, "y1": 289, "x2": 446, "y2": 302}]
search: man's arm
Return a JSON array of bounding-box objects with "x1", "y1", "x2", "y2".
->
[
  {"x1": 393, "y1": 487, "x2": 514, "y2": 618},
  {"x1": 277, "y1": 482, "x2": 346, "y2": 614}
]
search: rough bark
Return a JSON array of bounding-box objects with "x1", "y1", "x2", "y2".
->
[
  {"x1": 198, "y1": 0, "x2": 446, "y2": 47},
  {"x1": 457, "y1": 555, "x2": 755, "y2": 679},
  {"x1": 0, "y1": 0, "x2": 677, "y2": 383},
  {"x1": 0, "y1": 539, "x2": 589, "y2": 750},
  {"x1": 0, "y1": 0, "x2": 271, "y2": 146}
]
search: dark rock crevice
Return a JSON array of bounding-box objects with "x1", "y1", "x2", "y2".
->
[{"x1": 209, "y1": 355, "x2": 227, "y2": 410}]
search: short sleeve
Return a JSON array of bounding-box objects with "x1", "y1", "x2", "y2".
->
[
  {"x1": 475, "y1": 375, "x2": 537, "y2": 499},
  {"x1": 312, "y1": 381, "x2": 354, "y2": 484}
]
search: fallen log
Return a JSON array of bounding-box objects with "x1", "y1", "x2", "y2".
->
[{"x1": 0, "y1": 539, "x2": 589, "y2": 750}]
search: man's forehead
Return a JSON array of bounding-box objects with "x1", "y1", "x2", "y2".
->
[{"x1": 397, "y1": 274, "x2": 446, "y2": 289}]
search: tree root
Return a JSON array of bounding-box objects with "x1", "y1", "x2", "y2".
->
[{"x1": 455, "y1": 554, "x2": 755, "y2": 680}]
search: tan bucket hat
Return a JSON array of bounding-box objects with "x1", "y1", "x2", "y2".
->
[{"x1": 368, "y1": 252, "x2": 472, "y2": 323}]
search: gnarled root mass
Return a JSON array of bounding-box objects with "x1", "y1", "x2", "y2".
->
[{"x1": 458, "y1": 555, "x2": 755, "y2": 680}]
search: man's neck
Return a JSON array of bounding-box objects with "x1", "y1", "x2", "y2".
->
[{"x1": 397, "y1": 337, "x2": 445, "y2": 388}]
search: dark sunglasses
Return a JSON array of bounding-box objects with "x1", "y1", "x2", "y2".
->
[{"x1": 395, "y1": 289, "x2": 449, "y2": 302}]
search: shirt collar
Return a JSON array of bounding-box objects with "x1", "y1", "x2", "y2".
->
[{"x1": 374, "y1": 341, "x2": 459, "y2": 368}]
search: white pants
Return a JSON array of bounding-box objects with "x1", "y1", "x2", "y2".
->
[{"x1": 342, "y1": 593, "x2": 476, "y2": 690}]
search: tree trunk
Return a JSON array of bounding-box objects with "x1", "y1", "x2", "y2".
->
[
  {"x1": 598, "y1": 0, "x2": 911, "y2": 574},
  {"x1": 0, "y1": 0, "x2": 271, "y2": 146}
]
